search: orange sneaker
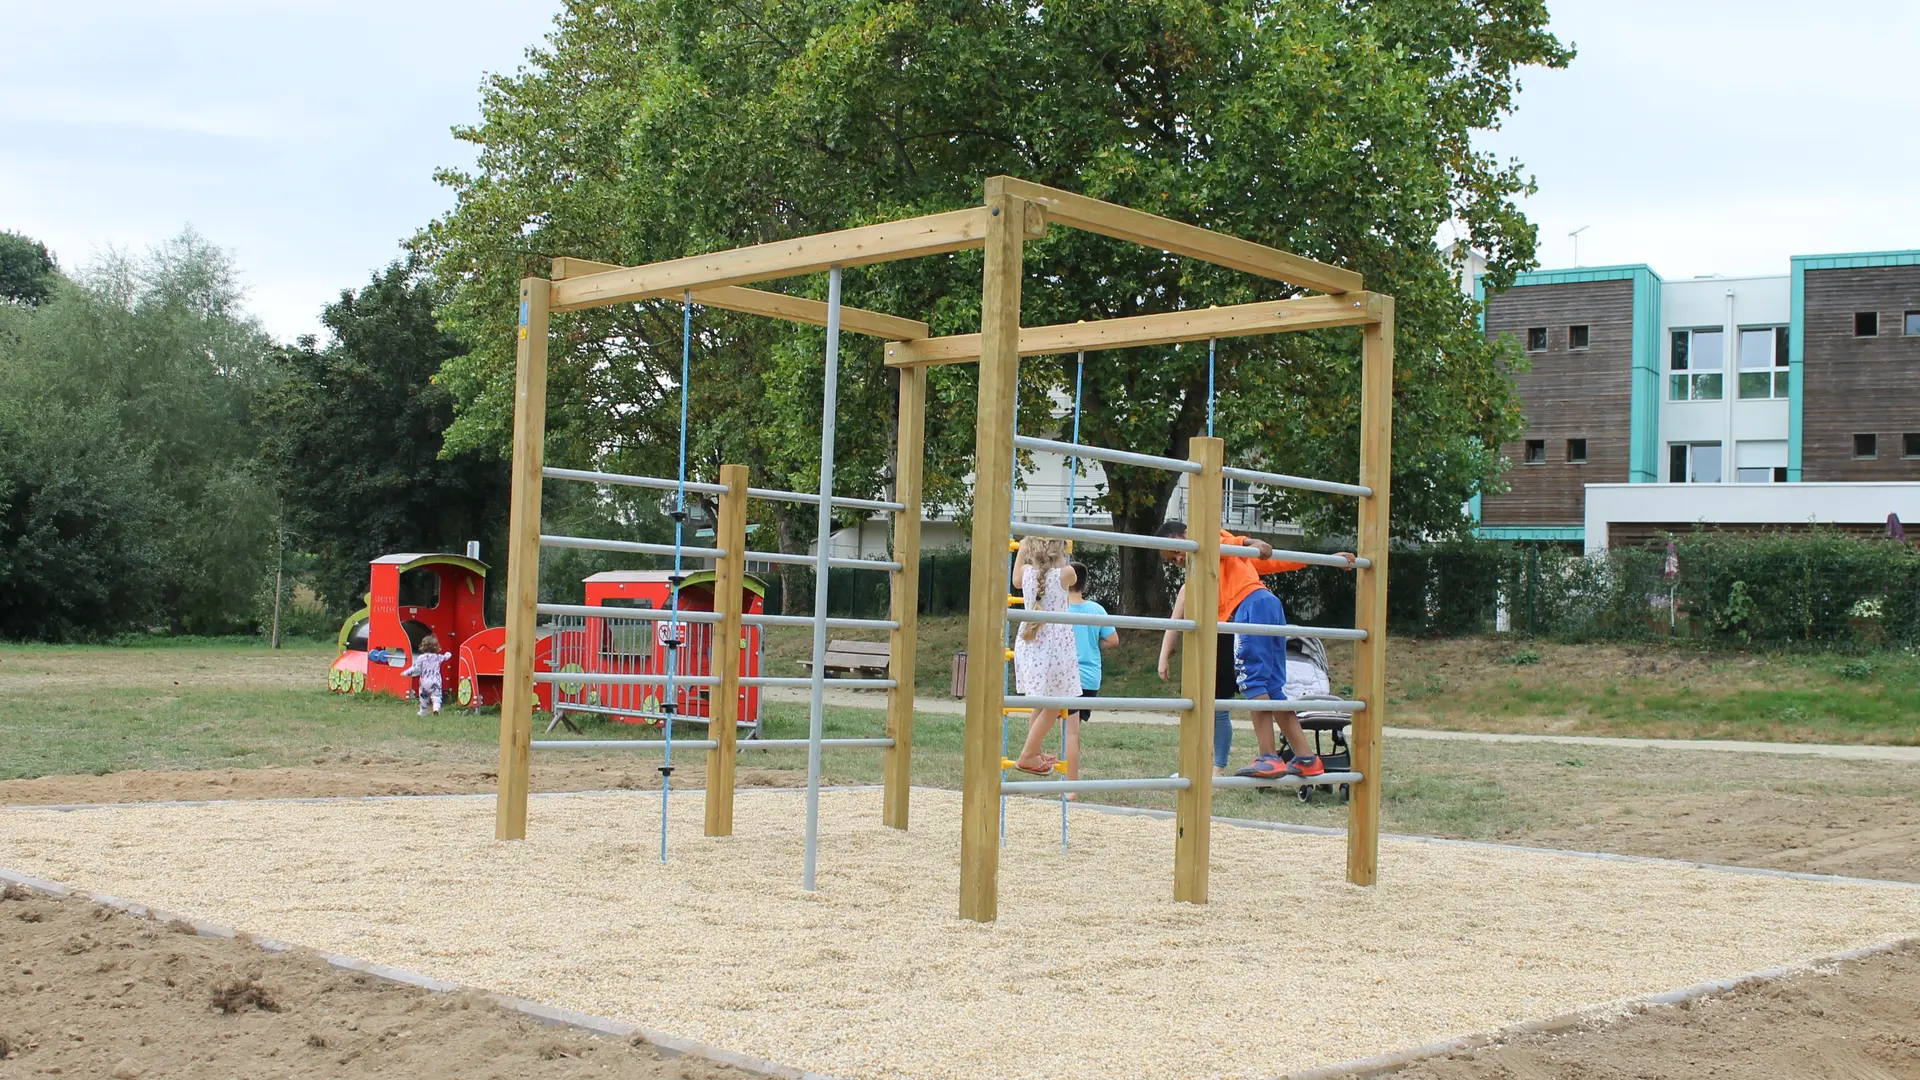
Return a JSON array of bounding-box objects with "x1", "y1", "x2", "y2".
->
[{"x1": 1284, "y1": 754, "x2": 1326, "y2": 778}]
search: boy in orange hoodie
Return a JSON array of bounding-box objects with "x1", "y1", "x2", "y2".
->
[{"x1": 1155, "y1": 521, "x2": 1355, "y2": 778}]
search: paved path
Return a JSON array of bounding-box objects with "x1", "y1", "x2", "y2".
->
[{"x1": 760, "y1": 686, "x2": 1920, "y2": 763}]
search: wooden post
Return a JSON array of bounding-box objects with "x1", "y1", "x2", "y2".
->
[
  {"x1": 497, "y1": 277, "x2": 551, "y2": 841},
  {"x1": 883, "y1": 364, "x2": 927, "y2": 830},
  {"x1": 706, "y1": 463, "x2": 749, "y2": 837},
  {"x1": 1174, "y1": 436, "x2": 1223, "y2": 903},
  {"x1": 1347, "y1": 298, "x2": 1394, "y2": 885},
  {"x1": 958, "y1": 182, "x2": 1026, "y2": 923}
]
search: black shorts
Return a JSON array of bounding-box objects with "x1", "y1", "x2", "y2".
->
[
  {"x1": 1069, "y1": 686, "x2": 1097, "y2": 722},
  {"x1": 1216, "y1": 633, "x2": 1237, "y2": 703}
]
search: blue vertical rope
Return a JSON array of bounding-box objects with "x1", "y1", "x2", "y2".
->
[
  {"x1": 1000, "y1": 374, "x2": 1018, "y2": 842},
  {"x1": 660, "y1": 292, "x2": 694, "y2": 864},
  {"x1": 1206, "y1": 338, "x2": 1217, "y2": 438},
  {"x1": 1060, "y1": 351, "x2": 1087, "y2": 850}
]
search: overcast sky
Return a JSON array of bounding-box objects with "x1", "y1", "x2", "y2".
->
[{"x1": 4, "y1": 1, "x2": 1916, "y2": 343}]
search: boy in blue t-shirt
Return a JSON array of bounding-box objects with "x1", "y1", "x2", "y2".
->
[{"x1": 1063, "y1": 562, "x2": 1118, "y2": 782}]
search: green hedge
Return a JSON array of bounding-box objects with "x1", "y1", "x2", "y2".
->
[
  {"x1": 749, "y1": 529, "x2": 1920, "y2": 648},
  {"x1": 1271, "y1": 529, "x2": 1920, "y2": 647}
]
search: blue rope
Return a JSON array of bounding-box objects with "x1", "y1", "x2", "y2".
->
[
  {"x1": 660, "y1": 292, "x2": 694, "y2": 863},
  {"x1": 1206, "y1": 338, "x2": 1217, "y2": 438},
  {"x1": 1060, "y1": 351, "x2": 1087, "y2": 850},
  {"x1": 1001, "y1": 372, "x2": 1018, "y2": 842}
]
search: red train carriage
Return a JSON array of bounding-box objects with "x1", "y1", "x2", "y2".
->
[
  {"x1": 329, "y1": 555, "x2": 756, "y2": 730},
  {"x1": 330, "y1": 553, "x2": 498, "y2": 700},
  {"x1": 547, "y1": 570, "x2": 765, "y2": 732}
]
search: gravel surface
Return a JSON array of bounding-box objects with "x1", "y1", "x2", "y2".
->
[{"x1": 3, "y1": 790, "x2": 1917, "y2": 1080}]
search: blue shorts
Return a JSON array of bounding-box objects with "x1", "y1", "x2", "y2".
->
[{"x1": 1230, "y1": 589, "x2": 1289, "y2": 701}]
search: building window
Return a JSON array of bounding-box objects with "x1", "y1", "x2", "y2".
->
[
  {"x1": 1855, "y1": 312, "x2": 1880, "y2": 337},
  {"x1": 1568, "y1": 325, "x2": 1590, "y2": 350},
  {"x1": 1523, "y1": 439, "x2": 1546, "y2": 464},
  {"x1": 1906, "y1": 312, "x2": 1920, "y2": 336},
  {"x1": 1904, "y1": 433, "x2": 1920, "y2": 458},
  {"x1": 1854, "y1": 433, "x2": 1878, "y2": 459},
  {"x1": 1669, "y1": 328, "x2": 1724, "y2": 401},
  {"x1": 1737, "y1": 326, "x2": 1791, "y2": 399},
  {"x1": 1566, "y1": 438, "x2": 1588, "y2": 464},
  {"x1": 1526, "y1": 327, "x2": 1548, "y2": 352},
  {"x1": 1735, "y1": 440, "x2": 1788, "y2": 483},
  {"x1": 1668, "y1": 442, "x2": 1723, "y2": 484}
]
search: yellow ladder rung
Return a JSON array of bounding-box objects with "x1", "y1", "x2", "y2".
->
[
  {"x1": 1003, "y1": 649, "x2": 1015, "y2": 661},
  {"x1": 1007, "y1": 594, "x2": 1023, "y2": 606}
]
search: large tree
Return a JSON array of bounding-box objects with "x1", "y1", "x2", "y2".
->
[
  {"x1": 0, "y1": 230, "x2": 278, "y2": 637},
  {"x1": 423, "y1": 0, "x2": 1566, "y2": 614},
  {"x1": 257, "y1": 261, "x2": 511, "y2": 613},
  {"x1": 0, "y1": 231, "x2": 58, "y2": 306}
]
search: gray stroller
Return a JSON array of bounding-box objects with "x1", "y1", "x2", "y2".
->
[{"x1": 1272, "y1": 636, "x2": 1353, "y2": 804}]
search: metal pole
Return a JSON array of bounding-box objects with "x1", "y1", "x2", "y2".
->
[{"x1": 803, "y1": 266, "x2": 843, "y2": 892}]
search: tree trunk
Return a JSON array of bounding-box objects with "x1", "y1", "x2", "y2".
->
[{"x1": 773, "y1": 506, "x2": 810, "y2": 616}]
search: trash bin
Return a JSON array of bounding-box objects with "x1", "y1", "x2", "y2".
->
[{"x1": 950, "y1": 651, "x2": 966, "y2": 698}]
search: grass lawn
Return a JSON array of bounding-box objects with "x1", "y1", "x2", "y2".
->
[
  {"x1": 762, "y1": 616, "x2": 1920, "y2": 745},
  {"x1": 5, "y1": 638, "x2": 1918, "y2": 854}
]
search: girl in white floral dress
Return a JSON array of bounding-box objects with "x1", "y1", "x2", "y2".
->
[{"x1": 1010, "y1": 537, "x2": 1079, "y2": 775}]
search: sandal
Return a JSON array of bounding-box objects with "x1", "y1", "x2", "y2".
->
[{"x1": 1009, "y1": 756, "x2": 1059, "y2": 777}]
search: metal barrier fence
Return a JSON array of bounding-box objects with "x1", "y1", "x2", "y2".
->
[{"x1": 545, "y1": 615, "x2": 761, "y2": 733}]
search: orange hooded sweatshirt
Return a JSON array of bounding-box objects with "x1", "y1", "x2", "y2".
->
[{"x1": 1217, "y1": 530, "x2": 1307, "y2": 622}]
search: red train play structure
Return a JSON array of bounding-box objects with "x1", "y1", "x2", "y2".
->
[{"x1": 329, "y1": 553, "x2": 764, "y2": 732}]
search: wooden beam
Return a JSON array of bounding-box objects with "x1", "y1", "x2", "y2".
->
[
  {"x1": 988, "y1": 177, "x2": 1362, "y2": 296},
  {"x1": 958, "y1": 184, "x2": 1026, "y2": 924},
  {"x1": 693, "y1": 285, "x2": 929, "y2": 341},
  {"x1": 884, "y1": 293, "x2": 1377, "y2": 367},
  {"x1": 555, "y1": 255, "x2": 931, "y2": 340},
  {"x1": 496, "y1": 277, "x2": 550, "y2": 841},
  {"x1": 882, "y1": 365, "x2": 926, "y2": 831},
  {"x1": 550, "y1": 256, "x2": 622, "y2": 279},
  {"x1": 1174, "y1": 436, "x2": 1223, "y2": 905},
  {"x1": 1347, "y1": 297, "x2": 1394, "y2": 887},
  {"x1": 705, "y1": 463, "x2": 748, "y2": 838},
  {"x1": 550, "y1": 208, "x2": 992, "y2": 311}
]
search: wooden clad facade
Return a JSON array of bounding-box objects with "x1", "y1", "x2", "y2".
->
[
  {"x1": 1800, "y1": 265, "x2": 1920, "y2": 481},
  {"x1": 1481, "y1": 280, "x2": 1636, "y2": 525}
]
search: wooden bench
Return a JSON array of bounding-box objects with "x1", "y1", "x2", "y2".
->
[{"x1": 798, "y1": 639, "x2": 892, "y2": 679}]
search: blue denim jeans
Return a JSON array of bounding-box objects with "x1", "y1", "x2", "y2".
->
[{"x1": 1213, "y1": 710, "x2": 1232, "y2": 768}]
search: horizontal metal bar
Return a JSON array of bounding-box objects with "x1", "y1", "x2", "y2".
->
[
  {"x1": 745, "y1": 549, "x2": 902, "y2": 572},
  {"x1": 1212, "y1": 771, "x2": 1364, "y2": 790},
  {"x1": 1216, "y1": 622, "x2": 1369, "y2": 641},
  {"x1": 1222, "y1": 464, "x2": 1372, "y2": 499},
  {"x1": 1009, "y1": 610, "x2": 1195, "y2": 633},
  {"x1": 742, "y1": 676, "x2": 897, "y2": 689},
  {"x1": 1010, "y1": 521, "x2": 1197, "y2": 553},
  {"x1": 1217, "y1": 698, "x2": 1365, "y2": 713},
  {"x1": 542, "y1": 466, "x2": 728, "y2": 497},
  {"x1": 1013, "y1": 435, "x2": 1202, "y2": 476},
  {"x1": 540, "y1": 534, "x2": 725, "y2": 560},
  {"x1": 536, "y1": 672, "x2": 719, "y2": 687},
  {"x1": 745, "y1": 487, "x2": 906, "y2": 513},
  {"x1": 1268, "y1": 548, "x2": 1371, "y2": 570},
  {"x1": 536, "y1": 603, "x2": 722, "y2": 624},
  {"x1": 1001, "y1": 776, "x2": 1192, "y2": 795},
  {"x1": 532, "y1": 739, "x2": 720, "y2": 751},
  {"x1": 1005, "y1": 695, "x2": 1191, "y2": 711},
  {"x1": 744, "y1": 613, "x2": 900, "y2": 631},
  {"x1": 737, "y1": 738, "x2": 896, "y2": 750}
]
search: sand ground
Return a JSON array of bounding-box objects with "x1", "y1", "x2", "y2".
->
[{"x1": 4, "y1": 788, "x2": 1918, "y2": 1080}]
